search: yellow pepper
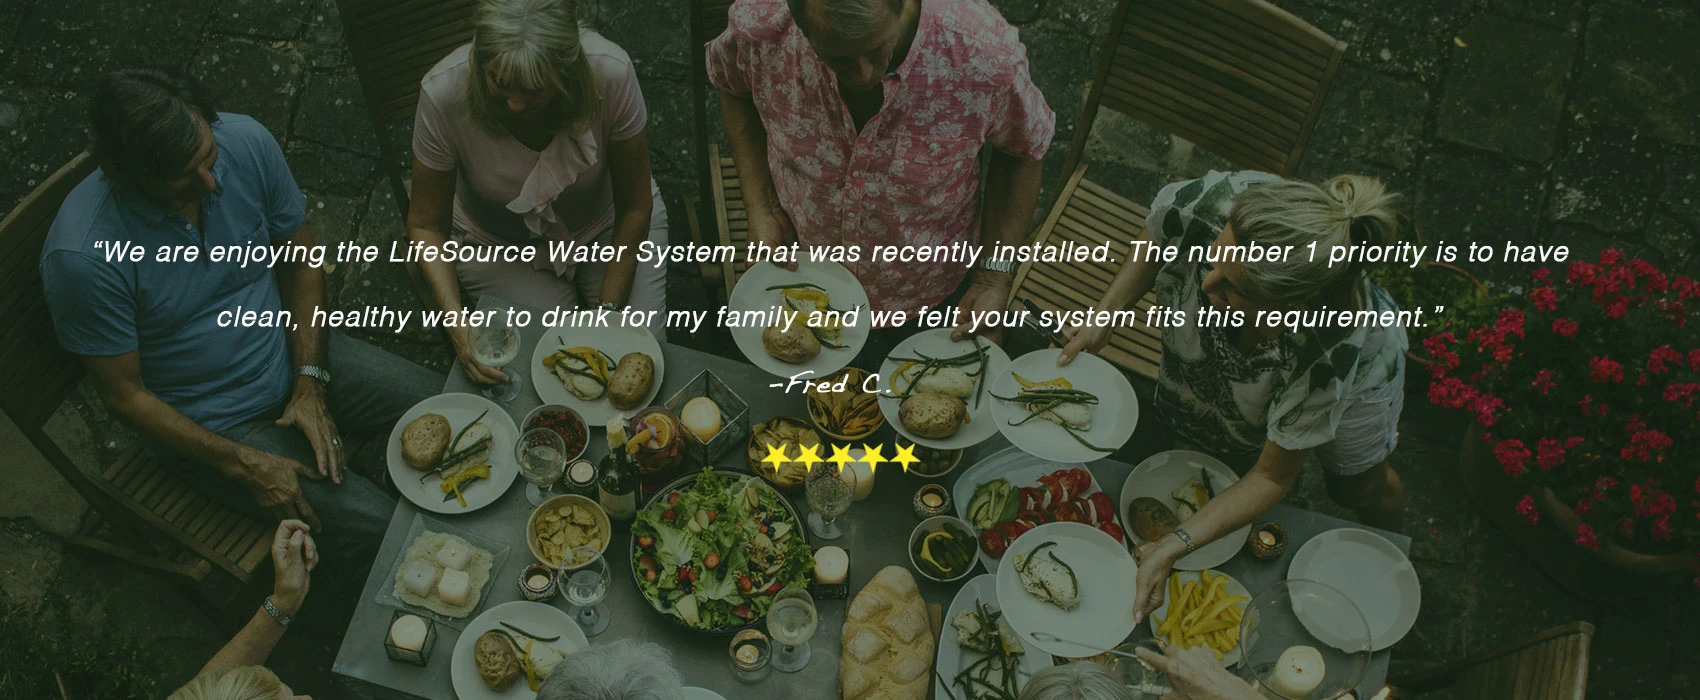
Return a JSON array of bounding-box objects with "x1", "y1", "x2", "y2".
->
[
  {"x1": 1013, "y1": 372, "x2": 1073, "y2": 390},
  {"x1": 440, "y1": 464, "x2": 491, "y2": 508}
]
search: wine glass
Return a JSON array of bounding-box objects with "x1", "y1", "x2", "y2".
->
[
  {"x1": 469, "y1": 312, "x2": 522, "y2": 403},
  {"x1": 558, "y1": 545, "x2": 611, "y2": 637},
  {"x1": 1105, "y1": 639, "x2": 1174, "y2": 699},
  {"x1": 766, "y1": 586, "x2": 817, "y2": 673},
  {"x1": 805, "y1": 462, "x2": 856, "y2": 540},
  {"x1": 517, "y1": 428, "x2": 567, "y2": 507}
]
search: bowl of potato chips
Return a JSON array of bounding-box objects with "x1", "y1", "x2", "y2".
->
[{"x1": 526, "y1": 494, "x2": 610, "y2": 570}]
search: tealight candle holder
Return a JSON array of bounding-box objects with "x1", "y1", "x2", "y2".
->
[
  {"x1": 519, "y1": 563, "x2": 558, "y2": 601},
  {"x1": 811, "y1": 545, "x2": 849, "y2": 600},
  {"x1": 1249, "y1": 522, "x2": 1287, "y2": 561},
  {"x1": 913, "y1": 484, "x2": 951, "y2": 519},
  {"x1": 730, "y1": 628, "x2": 772, "y2": 683},
  {"x1": 384, "y1": 610, "x2": 436, "y2": 666}
]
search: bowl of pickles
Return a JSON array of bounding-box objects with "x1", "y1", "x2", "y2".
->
[
  {"x1": 897, "y1": 438, "x2": 963, "y2": 479},
  {"x1": 908, "y1": 515, "x2": 978, "y2": 583}
]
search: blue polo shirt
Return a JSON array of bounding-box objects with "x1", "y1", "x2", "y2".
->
[{"x1": 41, "y1": 113, "x2": 305, "y2": 433}]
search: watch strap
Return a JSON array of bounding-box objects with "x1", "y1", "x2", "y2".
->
[
  {"x1": 974, "y1": 258, "x2": 1018, "y2": 275},
  {"x1": 295, "y1": 365, "x2": 330, "y2": 385},
  {"x1": 262, "y1": 596, "x2": 292, "y2": 627},
  {"x1": 1171, "y1": 527, "x2": 1198, "y2": 555}
]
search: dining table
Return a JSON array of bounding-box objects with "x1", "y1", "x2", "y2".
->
[{"x1": 333, "y1": 298, "x2": 1410, "y2": 700}]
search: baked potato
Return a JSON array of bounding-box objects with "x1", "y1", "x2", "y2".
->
[
  {"x1": 607, "y1": 352, "x2": 655, "y2": 410},
  {"x1": 899, "y1": 393, "x2": 967, "y2": 439},
  {"x1": 763, "y1": 322, "x2": 821, "y2": 364},
  {"x1": 474, "y1": 630, "x2": 520, "y2": 690},
  {"x1": 1126, "y1": 496, "x2": 1181, "y2": 542},
  {"x1": 400, "y1": 413, "x2": 450, "y2": 469}
]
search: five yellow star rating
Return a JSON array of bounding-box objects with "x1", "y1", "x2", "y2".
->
[{"x1": 759, "y1": 441, "x2": 928, "y2": 472}]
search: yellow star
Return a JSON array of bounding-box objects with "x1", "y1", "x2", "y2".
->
[
  {"x1": 892, "y1": 442, "x2": 921, "y2": 473},
  {"x1": 761, "y1": 441, "x2": 790, "y2": 469},
  {"x1": 827, "y1": 444, "x2": 857, "y2": 472},
  {"x1": 795, "y1": 442, "x2": 822, "y2": 469},
  {"x1": 859, "y1": 443, "x2": 888, "y2": 473}
]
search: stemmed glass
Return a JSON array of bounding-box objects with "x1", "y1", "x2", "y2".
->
[
  {"x1": 517, "y1": 428, "x2": 566, "y2": 507},
  {"x1": 766, "y1": 586, "x2": 817, "y2": 673},
  {"x1": 559, "y1": 545, "x2": 611, "y2": 637},
  {"x1": 469, "y1": 311, "x2": 522, "y2": 403},
  {"x1": 805, "y1": 462, "x2": 856, "y2": 540}
]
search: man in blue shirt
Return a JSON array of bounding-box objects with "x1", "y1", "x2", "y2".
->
[{"x1": 41, "y1": 68, "x2": 440, "y2": 553}]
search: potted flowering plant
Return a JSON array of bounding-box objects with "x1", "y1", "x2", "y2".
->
[{"x1": 1423, "y1": 249, "x2": 1699, "y2": 584}]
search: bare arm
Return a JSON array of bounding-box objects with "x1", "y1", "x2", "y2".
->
[
  {"x1": 200, "y1": 521, "x2": 317, "y2": 674},
  {"x1": 83, "y1": 354, "x2": 322, "y2": 529},
  {"x1": 598, "y1": 129, "x2": 655, "y2": 307},
  {"x1": 951, "y1": 150, "x2": 1045, "y2": 343},
  {"x1": 1057, "y1": 224, "x2": 1166, "y2": 364},
  {"x1": 406, "y1": 160, "x2": 505, "y2": 385},
  {"x1": 1133, "y1": 442, "x2": 1308, "y2": 620},
  {"x1": 272, "y1": 223, "x2": 343, "y2": 483},
  {"x1": 720, "y1": 91, "x2": 797, "y2": 268}
]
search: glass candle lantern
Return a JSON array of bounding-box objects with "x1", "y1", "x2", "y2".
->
[
  {"x1": 730, "y1": 628, "x2": 773, "y2": 683},
  {"x1": 384, "y1": 611, "x2": 436, "y2": 666}
]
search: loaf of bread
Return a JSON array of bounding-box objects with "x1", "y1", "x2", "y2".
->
[
  {"x1": 401, "y1": 413, "x2": 451, "y2": 469},
  {"x1": 841, "y1": 566, "x2": 934, "y2": 700}
]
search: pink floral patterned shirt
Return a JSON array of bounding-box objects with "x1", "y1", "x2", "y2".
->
[{"x1": 707, "y1": 0, "x2": 1055, "y2": 311}]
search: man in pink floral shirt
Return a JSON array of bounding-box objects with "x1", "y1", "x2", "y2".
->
[{"x1": 708, "y1": 0, "x2": 1055, "y2": 337}]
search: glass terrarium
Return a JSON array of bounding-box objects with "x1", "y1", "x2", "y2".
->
[
  {"x1": 1239, "y1": 579, "x2": 1372, "y2": 700},
  {"x1": 664, "y1": 369, "x2": 750, "y2": 466}
]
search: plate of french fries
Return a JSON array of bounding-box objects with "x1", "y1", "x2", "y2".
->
[{"x1": 1149, "y1": 569, "x2": 1250, "y2": 667}]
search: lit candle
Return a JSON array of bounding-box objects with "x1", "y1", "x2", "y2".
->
[
  {"x1": 527, "y1": 574, "x2": 550, "y2": 590},
  {"x1": 389, "y1": 614, "x2": 429, "y2": 652},
  {"x1": 814, "y1": 546, "x2": 848, "y2": 584},
  {"x1": 1259, "y1": 531, "x2": 1277, "y2": 546},
  {"x1": 847, "y1": 451, "x2": 876, "y2": 501},
  {"x1": 922, "y1": 492, "x2": 944, "y2": 508},
  {"x1": 1269, "y1": 645, "x2": 1325, "y2": 697}
]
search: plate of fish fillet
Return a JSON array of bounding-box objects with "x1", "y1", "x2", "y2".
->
[
  {"x1": 990, "y1": 349, "x2": 1138, "y2": 463},
  {"x1": 995, "y1": 522, "x2": 1137, "y2": 658}
]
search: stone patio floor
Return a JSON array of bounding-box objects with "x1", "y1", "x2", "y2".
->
[{"x1": 2, "y1": 0, "x2": 1696, "y2": 697}]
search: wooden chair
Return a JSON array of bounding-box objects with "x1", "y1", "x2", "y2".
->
[
  {"x1": 1012, "y1": 0, "x2": 1346, "y2": 380},
  {"x1": 0, "y1": 153, "x2": 272, "y2": 593},
  {"x1": 1389, "y1": 622, "x2": 1595, "y2": 699},
  {"x1": 334, "y1": 0, "x2": 478, "y2": 306},
  {"x1": 684, "y1": 0, "x2": 747, "y2": 301}
]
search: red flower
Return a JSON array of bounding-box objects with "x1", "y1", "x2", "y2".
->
[
  {"x1": 1664, "y1": 383, "x2": 1699, "y2": 407},
  {"x1": 1688, "y1": 349, "x2": 1700, "y2": 372},
  {"x1": 1567, "y1": 437, "x2": 1585, "y2": 449},
  {"x1": 1631, "y1": 259, "x2": 1669, "y2": 293},
  {"x1": 1495, "y1": 439, "x2": 1531, "y2": 477},
  {"x1": 1599, "y1": 249, "x2": 1622, "y2": 267},
  {"x1": 1568, "y1": 261, "x2": 1599, "y2": 285},
  {"x1": 1572, "y1": 495, "x2": 1594, "y2": 517},
  {"x1": 1575, "y1": 524, "x2": 1601, "y2": 552},
  {"x1": 1536, "y1": 438, "x2": 1567, "y2": 470},
  {"x1": 1674, "y1": 275, "x2": 1699, "y2": 301},
  {"x1": 1648, "y1": 345, "x2": 1683, "y2": 374},
  {"x1": 1516, "y1": 495, "x2": 1539, "y2": 525},
  {"x1": 1621, "y1": 428, "x2": 1673, "y2": 463},
  {"x1": 1589, "y1": 356, "x2": 1624, "y2": 383},
  {"x1": 1531, "y1": 370, "x2": 1555, "y2": 395},
  {"x1": 1532, "y1": 268, "x2": 1551, "y2": 282},
  {"x1": 1631, "y1": 483, "x2": 1677, "y2": 519},
  {"x1": 1427, "y1": 377, "x2": 1477, "y2": 410},
  {"x1": 1652, "y1": 515, "x2": 1673, "y2": 542},
  {"x1": 1472, "y1": 394, "x2": 1506, "y2": 427},
  {"x1": 1552, "y1": 318, "x2": 1579, "y2": 338},
  {"x1": 1604, "y1": 298, "x2": 1629, "y2": 319},
  {"x1": 1495, "y1": 309, "x2": 1527, "y2": 338},
  {"x1": 1531, "y1": 286, "x2": 1558, "y2": 312}
]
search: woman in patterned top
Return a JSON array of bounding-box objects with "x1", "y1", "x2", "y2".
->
[{"x1": 1059, "y1": 171, "x2": 1409, "y2": 622}]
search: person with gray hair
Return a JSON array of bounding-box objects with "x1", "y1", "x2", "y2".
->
[
  {"x1": 1017, "y1": 661, "x2": 1135, "y2": 700},
  {"x1": 1058, "y1": 170, "x2": 1411, "y2": 627},
  {"x1": 706, "y1": 0, "x2": 1056, "y2": 359},
  {"x1": 535, "y1": 639, "x2": 686, "y2": 700}
]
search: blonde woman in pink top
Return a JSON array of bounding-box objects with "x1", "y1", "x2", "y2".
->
[{"x1": 407, "y1": 0, "x2": 667, "y2": 386}]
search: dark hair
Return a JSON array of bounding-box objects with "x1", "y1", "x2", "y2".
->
[{"x1": 88, "y1": 68, "x2": 219, "y2": 179}]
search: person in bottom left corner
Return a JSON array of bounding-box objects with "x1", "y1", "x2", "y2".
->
[{"x1": 39, "y1": 68, "x2": 442, "y2": 555}]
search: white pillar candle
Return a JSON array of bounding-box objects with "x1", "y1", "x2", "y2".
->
[
  {"x1": 389, "y1": 614, "x2": 429, "y2": 652},
  {"x1": 814, "y1": 546, "x2": 848, "y2": 584},
  {"x1": 846, "y1": 451, "x2": 876, "y2": 501},
  {"x1": 1269, "y1": 645, "x2": 1325, "y2": 698}
]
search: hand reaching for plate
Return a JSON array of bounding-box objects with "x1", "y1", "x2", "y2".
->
[{"x1": 1135, "y1": 645, "x2": 1261, "y2": 700}]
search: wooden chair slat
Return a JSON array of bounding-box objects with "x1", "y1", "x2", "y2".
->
[
  {"x1": 151, "y1": 482, "x2": 195, "y2": 516},
  {"x1": 1195, "y1": 0, "x2": 1341, "y2": 54},
  {"x1": 1113, "y1": 31, "x2": 1311, "y2": 114},
  {"x1": 1100, "y1": 78, "x2": 1291, "y2": 170},
  {"x1": 1113, "y1": 64, "x2": 1302, "y2": 148},
  {"x1": 1133, "y1": 0, "x2": 1331, "y2": 83},
  {"x1": 126, "y1": 462, "x2": 174, "y2": 504},
  {"x1": 215, "y1": 519, "x2": 261, "y2": 558},
  {"x1": 167, "y1": 493, "x2": 211, "y2": 528}
]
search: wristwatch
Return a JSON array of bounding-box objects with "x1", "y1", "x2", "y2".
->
[
  {"x1": 973, "y1": 259, "x2": 1018, "y2": 276},
  {"x1": 262, "y1": 596, "x2": 292, "y2": 627},
  {"x1": 295, "y1": 365, "x2": 331, "y2": 386}
]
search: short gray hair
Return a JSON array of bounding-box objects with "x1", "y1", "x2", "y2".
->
[
  {"x1": 535, "y1": 640, "x2": 685, "y2": 700},
  {"x1": 1017, "y1": 661, "x2": 1134, "y2": 700},
  {"x1": 787, "y1": 0, "x2": 905, "y2": 39}
]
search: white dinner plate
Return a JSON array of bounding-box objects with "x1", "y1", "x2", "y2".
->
[
  {"x1": 877, "y1": 328, "x2": 1011, "y2": 450},
  {"x1": 451, "y1": 600, "x2": 589, "y2": 699},
  {"x1": 727, "y1": 260, "x2": 871, "y2": 379},
  {"x1": 990, "y1": 349, "x2": 1138, "y2": 463},
  {"x1": 952, "y1": 447, "x2": 1108, "y2": 573},
  {"x1": 681, "y1": 688, "x2": 728, "y2": 700},
  {"x1": 530, "y1": 323, "x2": 665, "y2": 425},
  {"x1": 386, "y1": 393, "x2": 521, "y2": 514},
  {"x1": 1148, "y1": 569, "x2": 1251, "y2": 667},
  {"x1": 934, "y1": 573, "x2": 1055, "y2": 700},
  {"x1": 1119, "y1": 450, "x2": 1249, "y2": 570},
  {"x1": 996, "y1": 522, "x2": 1137, "y2": 658},
  {"x1": 1288, "y1": 528, "x2": 1421, "y2": 651}
]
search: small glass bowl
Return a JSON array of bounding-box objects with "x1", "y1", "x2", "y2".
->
[{"x1": 518, "y1": 563, "x2": 558, "y2": 601}]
